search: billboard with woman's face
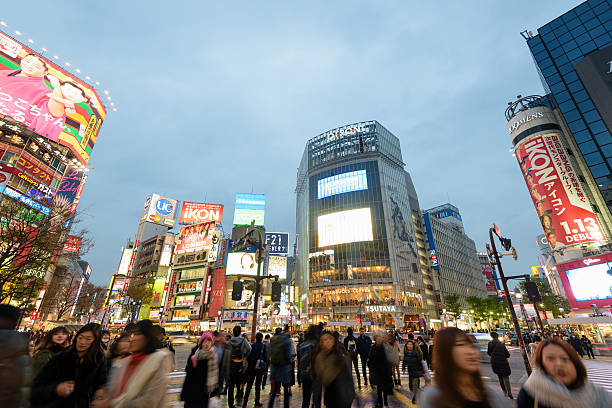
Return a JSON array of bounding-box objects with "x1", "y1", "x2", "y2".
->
[{"x1": 0, "y1": 31, "x2": 106, "y2": 164}]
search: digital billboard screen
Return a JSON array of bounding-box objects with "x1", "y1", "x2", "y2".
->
[
  {"x1": 226, "y1": 252, "x2": 259, "y2": 276},
  {"x1": 317, "y1": 169, "x2": 367, "y2": 199},
  {"x1": 175, "y1": 221, "x2": 215, "y2": 254},
  {"x1": 317, "y1": 208, "x2": 373, "y2": 247},
  {"x1": 0, "y1": 31, "x2": 106, "y2": 164},
  {"x1": 516, "y1": 133, "x2": 606, "y2": 249},
  {"x1": 265, "y1": 232, "x2": 289, "y2": 254},
  {"x1": 233, "y1": 193, "x2": 265, "y2": 226},
  {"x1": 267, "y1": 255, "x2": 287, "y2": 280},
  {"x1": 557, "y1": 253, "x2": 612, "y2": 308},
  {"x1": 180, "y1": 202, "x2": 224, "y2": 224}
]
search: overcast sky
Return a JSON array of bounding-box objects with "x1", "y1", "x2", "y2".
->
[{"x1": 3, "y1": 1, "x2": 581, "y2": 287}]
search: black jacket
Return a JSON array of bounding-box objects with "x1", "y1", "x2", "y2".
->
[
  {"x1": 517, "y1": 387, "x2": 552, "y2": 408},
  {"x1": 487, "y1": 339, "x2": 511, "y2": 377},
  {"x1": 323, "y1": 355, "x2": 355, "y2": 408},
  {"x1": 367, "y1": 344, "x2": 393, "y2": 393},
  {"x1": 418, "y1": 342, "x2": 430, "y2": 364},
  {"x1": 356, "y1": 334, "x2": 372, "y2": 357},
  {"x1": 31, "y1": 349, "x2": 107, "y2": 408},
  {"x1": 403, "y1": 350, "x2": 424, "y2": 377},
  {"x1": 246, "y1": 341, "x2": 267, "y2": 375},
  {"x1": 181, "y1": 348, "x2": 215, "y2": 405},
  {"x1": 343, "y1": 334, "x2": 358, "y2": 357}
]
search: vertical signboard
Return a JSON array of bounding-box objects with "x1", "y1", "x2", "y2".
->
[
  {"x1": 479, "y1": 261, "x2": 498, "y2": 297},
  {"x1": 208, "y1": 268, "x2": 226, "y2": 317},
  {"x1": 265, "y1": 232, "x2": 289, "y2": 254},
  {"x1": 423, "y1": 213, "x2": 440, "y2": 270}
]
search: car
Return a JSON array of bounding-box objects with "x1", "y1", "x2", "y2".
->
[
  {"x1": 167, "y1": 330, "x2": 195, "y2": 345},
  {"x1": 468, "y1": 332, "x2": 492, "y2": 363}
]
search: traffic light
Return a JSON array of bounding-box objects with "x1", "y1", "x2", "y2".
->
[
  {"x1": 525, "y1": 280, "x2": 542, "y2": 302},
  {"x1": 271, "y1": 280, "x2": 281, "y2": 302},
  {"x1": 500, "y1": 237, "x2": 512, "y2": 252},
  {"x1": 232, "y1": 280, "x2": 244, "y2": 300}
]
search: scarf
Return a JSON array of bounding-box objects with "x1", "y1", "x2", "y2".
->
[
  {"x1": 193, "y1": 346, "x2": 219, "y2": 393},
  {"x1": 313, "y1": 350, "x2": 343, "y2": 387},
  {"x1": 522, "y1": 369, "x2": 608, "y2": 408},
  {"x1": 115, "y1": 352, "x2": 149, "y2": 397}
]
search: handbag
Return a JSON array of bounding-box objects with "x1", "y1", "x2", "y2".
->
[{"x1": 256, "y1": 358, "x2": 267, "y2": 370}]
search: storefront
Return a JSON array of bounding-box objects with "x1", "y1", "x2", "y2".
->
[{"x1": 547, "y1": 316, "x2": 612, "y2": 355}]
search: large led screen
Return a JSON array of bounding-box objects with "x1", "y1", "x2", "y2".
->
[
  {"x1": 233, "y1": 193, "x2": 265, "y2": 226},
  {"x1": 317, "y1": 169, "x2": 367, "y2": 199},
  {"x1": 226, "y1": 252, "x2": 260, "y2": 276},
  {"x1": 0, "y1": 31, "x2": 106, "y2": 164},
  {"x1": 318, "y1": 208, "x2": 373, "y2": 247},
  {"x1": 557, "y1": 253, "x2": 612, "y2": 308}
]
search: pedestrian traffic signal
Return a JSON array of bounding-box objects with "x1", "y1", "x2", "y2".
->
[
  {"x1": 271, "y1": 280, "x2": 281, "y2": 302},
  {"x1": 232, "y1": 280, "x2": 243, "y2": 300},
  {"x1": 525, "y1": 280, "x2": 542, "y2": 302}
]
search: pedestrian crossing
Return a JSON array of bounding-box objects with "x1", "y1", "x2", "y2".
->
[{"x1": 584, "y1": 360, "x2": 612, "y2": 393}]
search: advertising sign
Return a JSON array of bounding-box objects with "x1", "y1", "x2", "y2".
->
[
  {"x1": 267, "y1": 255, "x2": 287, "y2": 280},
  {"x1": 163, "y1": 270, "x2": 178, "y2": 316},
  {"x1": 176, "y1": 221, "x2": 215, "y2": 254},
  {"x1": 317, "y1": 169, "x2": 368, "y2": 199},
  {"x1": 208, "y1": 269, "x2": 226, "y2": 317},
  {"x1": 575, "y1": 46, "x2": 612, "y2": 135},
  {"x1": 63, "y1": 235, "x2": 82, "y2": 253},
  {"x1": 556, "y1": 253, "x2": 612, "y2": 309},
  {"x1": 151, "y1": 278, "x2": 166, "y2": 308},
  {"x1": 207, "y1": 231, "x2": 221, "y2": 263},
  {"x1": 4, "y1": 186, "x2": 50, "y2": 214},
  {"x1": 0, "y1": 31, "x2": 106, "y2": 164},
  {"x1": 226, "y1": 252, "x2": 259, "y2": 276},
  {"x1": 233, "y1": 193, "x2": 265, "y2": 226},
  {"x1": 0, "y1": 166, "x2": 11, "y2": 194},
  {"x1": 318, "y1": 207, "x2": 373, "y2": 248},
  {"x1": 265, "y1": 232, "x2": 289, "y2": 254},
  {"x1": 141, "y1": 193, "x2": 178, "y2": 227},
  {"x1": 55, "y1": 166, "x2": 84, "y2": 208},
  {"x1": 180, "y1": 202, "x2": 224, "y2": 224},
  {"x1": 516, "y1": 133, "x2": 606, "y2": 249},
  {"x1": 479, "y1": 261, "x2": 498, "y2": 297}
]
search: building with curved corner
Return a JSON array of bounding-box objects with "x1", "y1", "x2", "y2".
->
[{"x1": 295, "y1": 121, "x2": 439, "y2": 331}]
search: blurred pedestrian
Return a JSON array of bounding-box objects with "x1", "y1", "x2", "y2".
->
[
  {"x1": 31, "y1": 326, "x2": 69, "y2": 379},
  {"x1": 403, "y1": 340, "x2": 425, "y2": 404},
  {"x1": 529, "y1": 334, "x2": 542, "y2": 357},
  {"x1": 368, "y1": 330, "x2": 394, "y2": 408},
  {"x1": 517, "y1": 337, "x2": 611, "y2": 407},
  {"x1": 32, "y1": 323, "x2": 107, "y2": 408},
  {"x1": 419, "y1": 327, "x2": 510, "y2": 408},
  {"x1": 93, "y1": 319, "x2": 173, "y2": 408},
  {"x1": 488, "y1": 331, "x2": 513, "y2": 399},
  {"x1": 298, "y1": 325, "x2": 321, "y2": 408},
  {"x1": 0, "y1": 304, "x2": 30, "y2": 408},
  {"x1": 389, "y1": 333, "x2": 401, "y2": 385},
  {"x1": 213, "y1": 330, "x2": 231, "y2": 396},
  {"x1": 568, "y1": 333, "x2": 584, "y2": 358},
  {"x1": 417, "y1": 336, "x2": 430, "y2": 367},
  {"x1": 181, "y1": 331, "x2": 218, "y2": 408},
  {"x1": 228, "y1": 325, "x2": 251, "y2": 408},
  {"x1": 101, "y1": 330, "x2": 111, "y2": 350},
  {"x1": 106, "y1": 332, "x2": 131, "y2": 374},
  {"x1": 268, "y1": 327, "x2": 294, "y2": 408},
  {"x1": 356, "y1": 327, "x2": 372, "y2": 387},
  {"x1": 262, "y1": 334, "x2": 271, "y2": 389},
  {"x1": 243, "y1": 332, "x2": 267, "y2": 408},
  {"x1": 343, "y1": 327, "x2": 361, "y2": 388},
  {"x1": 580, "y1": 335, "x2": 594, "y2": 359},
  {"x1": 312, "y1": 331, "x2": 355, "y2": 408}
]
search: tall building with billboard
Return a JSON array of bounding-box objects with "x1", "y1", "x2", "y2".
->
[
  {"x1": 422, "y1": 204, "x2": 488, "y2": 306},
  {"x1": 295, "y1": 121, "x2": 438, "y2": 331}
]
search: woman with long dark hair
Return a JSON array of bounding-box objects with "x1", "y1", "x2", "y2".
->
[
  {"x1": 368, "y1": 330, "x2": 394, "y2": 408},
  {"x1": 517, "y1": 337, "x2": 611, "y2": 407},
  {"x1": 31, "y1": 326, "x2": 69, "y2": 378},
  {"x1": 312, "y1": 331, "x2": 355, "y2": 408},
  {"x1": 106, "y1": 332, "x2": 131, "y2": 374},
  {"x1": 419, "y1": 327, "x2": 510, "y2": 408},
  {"x1": 31, "y1": 323, "x2": 107, "y2": 408},
  {"x1": 181, "y1": 331, "x2": 218, "y2": 408}
]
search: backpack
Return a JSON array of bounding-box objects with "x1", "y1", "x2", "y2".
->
[
  {"x1": 270, "y1": 335, "x2": 288, "y2": 366},
  {"x1": 347, "y1": 337, "x2": 357, "y2": 356},
  {"x1": 231, "y1": 338, "x2": 245, "y2": 362},
  {"x1": 298, "y1": 342, "x2": 314, "y2": 379}
]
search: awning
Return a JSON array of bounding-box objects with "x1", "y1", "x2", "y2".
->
[{"x1": 546, "y1": 316, "x2": 612, "y2": 325}]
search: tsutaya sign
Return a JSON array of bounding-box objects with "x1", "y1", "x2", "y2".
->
[
  {"x1": 325, "y1": 124, "x2": 368, "y2": 141},
  {"x1": 365, "y1": 305, "x2": 397, "y2": 313}
]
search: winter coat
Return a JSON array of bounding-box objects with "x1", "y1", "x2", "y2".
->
[
  {"x1": 356, "y1": 334, "x2": 372, "y2": 357},
  {"x1": 0, "y1": 329, "x2": 30, "y2": 408},
  {"x1": 367, "y1": 344, "x2": 394, "y2": 393},
  {"x1": 215, "y1": 342, "x2": 231, "y2": 381},
  {"x1": 105, "y1": 349, "x2": 173, "y2": 408},
  {"x1": 418, "y1": 342, "x2": 430, "y2": 364},
  {"x1": 403, "y1": 350, "x2": 424, "y2": 378},
  {"x1": 269, "y1": 333, "x2": 293, "y2": 384},
  {"x1": 31, "y1": 345, "x2": 64, "y2": 380},
  {"x1": 246, "y1": 341, "x2": 267, "y2": 376},
  {"x1": 517, "y1": 369, "x2": 611, "y2": 408},
  {"x1": 343, "y1": 334, "x2": 358, "y2": 358},
  {"x1": 181, "y1": 348, "x2": 217, "y2": 407},
  {"x1": 487, "y1": 339, "x2": 511, "y2": 377},
  {"x1": 31, "y1": 349, "x2": 107, "y2": 408},
  {"x1": 419, "y1": 384, "x2": 511, "y2": 408},
  {"x1": 568, "y1": 336, "x2": 583, "y2": 355},
  {"x1": 323, "y1": 354, "x2": 355, "y2": 408}
]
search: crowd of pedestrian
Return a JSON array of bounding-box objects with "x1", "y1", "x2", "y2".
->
[{"x1": 1, "y1": 302, "x2": 610, "y2": 408}]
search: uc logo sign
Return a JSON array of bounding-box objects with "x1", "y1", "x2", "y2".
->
[{"x1": 155, "y1": 198, "x2": 174, "y2": 216}]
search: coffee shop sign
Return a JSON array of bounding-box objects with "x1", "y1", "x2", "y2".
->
[{"x1": 365, "y1": 305, "x2": 397, "y2": 313}]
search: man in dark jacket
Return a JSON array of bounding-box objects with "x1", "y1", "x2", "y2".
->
[
  {"x1": 488, "y1": 331, "x2": 512, "y2": 399},
  {"x1": 298, "y1": 326, "x2": 321, "y2": 408},
  {"x1": 0, "y1": 305, "x2": 30, "y2": 408},
  {"x1": 343, "y1": 327, "x2": 361, "y2": 389},
  {"x1": 243, "y1": 332, "x2": 267, "y2": 408},
  {"x1": 268, "y1": 328, "x2": 294, "y2": 408},
  {"x1": 356, "y1": 328, "x2": 372, "y2": 387},
  {"x1": 227, "y1": 326, "x2": 251, "y2": 408},
  {"x1": 214, "y1": 330, "x2": 232, "y2": 396}
]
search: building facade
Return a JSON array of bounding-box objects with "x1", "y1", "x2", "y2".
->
[
  {"x1": 422, "y1": 204, "x2": 488, "y2": 307},
  {"x1": 295, "y1": 121, "x2": 438, "y2": 331}
]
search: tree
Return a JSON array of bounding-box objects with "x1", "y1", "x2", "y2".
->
[
  {"x1": 125, "y1": 278, "x2": 153, "y2": 322},
  {"x1": 444, "y1": 294, "x2": 463, "y2": 321},
  {"x1": 75, "y1": 282, "x2": 107, "y2": 317},
  {"x1": 518, "y1": 279, "x2": 571, "y2": 318}
]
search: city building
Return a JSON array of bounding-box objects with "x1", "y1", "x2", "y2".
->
[
  {"x1": 422, "y1": 204, "x2": 488, "y2": 308},
  {"x1": 295, "y1": 120, "x2": 439, "y2": 331}
]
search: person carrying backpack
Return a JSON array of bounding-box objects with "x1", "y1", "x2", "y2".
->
[
  {"x1": 343, "y1": 327, "x2": 361, "y2": 389},
  {"x1": 268, "y1": 328, "x2": 294, "y2": 408},
  {"x1": 228, "y1": 326, "x2": 251, "y2": 408},
  {"x1": 243, "y1": 332, "x2": 267, "y2": 408},
  {"x1": 298, "y1": 326, "x2": 321, "y2": 408}
]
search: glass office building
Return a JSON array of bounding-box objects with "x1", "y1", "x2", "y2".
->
[
  {"x1": 525, "y1": 0, "x2": 612, "y2": 216},
  {"x1": 295, "y1": 121, "x2": 438, "y2": 331}
]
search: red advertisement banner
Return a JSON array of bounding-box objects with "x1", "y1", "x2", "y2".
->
[
  {"x1": 516, "y1": 133, "x2": 606, "y2": 249},
  {"x1": 556, "y1": 253, "x2": 612, "y2": 309},
  {"x1": 479, "y1": 262, "x2": 498, "y2": 297},
  {"x1": 63, "y1": 235, "x2": 82, "y2": 252},
  {"x1": 180, "y1": 202, "x2": 224, "y2": 224},
  {"x1": 176, "y1": 221, "x2": 215, "y2": 254},
  {"x1": 208, "y1": 268, "x2": 226, "y2": 318},
  {"x1": 16, "y1": 156, "x2": 52, "y2": 184}
]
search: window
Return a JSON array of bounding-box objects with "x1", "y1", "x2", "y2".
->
[
  {"x1": 594, "y1": 33, "x2": 612, "y2": 47},
  {"x1": 580, "y1": 41, "x2": 597, "y2": 54},
  {"x1": 569, "y1": 119, "x2": 587, "y2": 133},
  {"x1": 563, "y1": 109, "x2": 581, "y2": 122},
  {"x1": 584, "y1": 151, "x2": 604, "y2": 166},
  {"x1": 563, "y1": 71, "x2": 579, "y2": 83},
  {"x1": 590, "y1": 163, "x2": 610, "y2": 178},
  {"x1": 594, "y1": 130, "x2": 612, "y2": 145},
  {"x1": 574, "y1": 32, "x2": 592, "y2": 45},
  {"x1": 601, "y1": 143, "x2": 612, "y2": 158},
  {"x1": 555, "y1": 90, "x2": 571, "y2": 103},
  {"x1": 584, "y1": 110, "x2": 601, "y2": 123},
  {"x1": 568, "y1": 81, "x2": 584, "y2": 93},
  {"x1": 573, "y1": 90, "x2": 589, "y2": 103},
  {"x1": 579, "y1": 141, "x2": 598, "y2": 154},
  {"x1": 590, "y1": 121, "x2": 609, "y2": 135},
  {"x1": 578, "y1": 100, "x2": 595, "y2": 112}
]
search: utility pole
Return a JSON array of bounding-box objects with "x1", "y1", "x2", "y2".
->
[{"x1": 488, "y1": 225, "x2": 532, "y2": 375}]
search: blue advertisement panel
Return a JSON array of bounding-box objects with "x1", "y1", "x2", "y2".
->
[
  {"x1": 423, "y1": 213, "x2": 440, "y2": 271},
  {"x1": 265, "y1": 232, "x2": 289, "y2": 254},
  {"x1": 233, "y1": 193, "x2": 265, "y2": 226},
  {"x1": 317, "y1": 169, "x2": 368, "y2": 199}
]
